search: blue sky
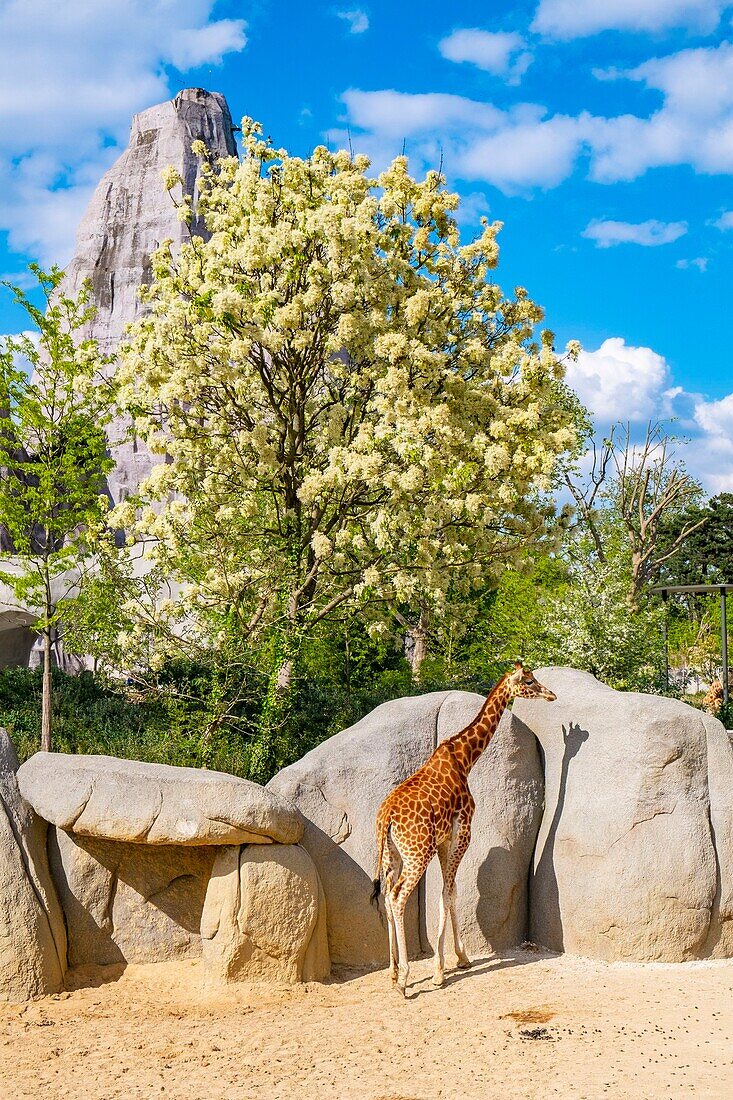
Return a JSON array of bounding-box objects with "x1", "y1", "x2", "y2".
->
[{"x1": 2, "y1": 0, "x2": 733, "y2": 490}]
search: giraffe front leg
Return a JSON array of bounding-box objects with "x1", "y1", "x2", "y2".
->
[
  {"x1": 433, "y1": 840, "x2": 451, "y2": 987},
  {"x1": 447, "y1": 816, "x2": 473, "y2": 970}
]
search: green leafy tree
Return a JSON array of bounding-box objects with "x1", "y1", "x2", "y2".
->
[
  {"x1": 660, "y1": 493, "x2": 733, "y2": 586},
  {"x1": 110, "y1": 121, "x2": 581, "y2": 777},
  {"x1": 0, "y1": 266, "x2": 115, "y2": 750},
  {"x1": 544, "y1": 420, "x2": 707, "y2": 691}
]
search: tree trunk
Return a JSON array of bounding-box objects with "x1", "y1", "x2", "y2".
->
[
  {"x1": 407, "y1": 608, "x2": 429, "y2": 683},
  {"x1": 41, "y1": 628, "x2": 52, "y2": 752},
  {"x1": 276, "y1": 658, "x2": 294, "y2": 694},
  {"x1": 628, "y1": 550, "x2": 645, "y2": 612}
]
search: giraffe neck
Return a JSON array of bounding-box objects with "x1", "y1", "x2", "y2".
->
[{"x1": 450, "y1": 675, "x2": 513, "y2": 773}]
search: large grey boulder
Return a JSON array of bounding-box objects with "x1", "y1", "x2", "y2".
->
[
  {"x1": 49, "y1": 829, "x2": 215, "y2": 967},
  {"x1": 18, "y1": 753, "x2": 303, "y2": 846},
  {"x1": 269, "y1": 693, "x2": 443, "y2": 966},
  {"x1": 0, "y1": 730, "x2": 66, "y2": 1000},
  {"x1": 201, "y1": 844, "x2": 329, "y2": 984},
  {"x1": 62, "y1": 87, "x2": 238, "y2": 505},
  {"x1": 514, "y1": 667, "x2": 727, "y2": 962},
  {"x1": 268, "y1": 690, "x2": 544, "y2": 967},
  {"x1": 425, "y1": 700, "x2": 543, "y2": 957}
]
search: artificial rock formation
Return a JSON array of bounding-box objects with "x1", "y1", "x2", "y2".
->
[
  {"x1": 62, "y1": 87, "x2": 238, "y2": 506},
  {"x1": 17, "y1": 752, "x2": 328, "y2": 979},
  {"x1": 514, "y1": 667, "x2": 733, "y2": 963},
  {"x1": 17, "y1": 753, "x2": 303, "y2": 846},
  {"x1": 201, "y1": 843, "x2": 330, "y2": 984},
  {"x1": 50, "y1": 829, "x2": 215, "y2": 967},
  {"x1": 268, "y1": 691, "x2": 544, "y2": 966},
  {"x1": 0, "y1": 729, "x2": 66, "y2": 1000}
]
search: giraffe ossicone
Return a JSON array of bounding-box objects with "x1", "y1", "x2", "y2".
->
[{"x1": 373, "y1": 662, "x2": 557, "y2": 995}]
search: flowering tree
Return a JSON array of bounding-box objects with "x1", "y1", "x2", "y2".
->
[{"x1": 113, "y1": 121, "x2": 580, "y2": 769}]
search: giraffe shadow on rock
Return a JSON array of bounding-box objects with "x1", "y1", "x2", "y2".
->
[{"x1": 532, "y1": 721, "x2": 589, "y2": 953}]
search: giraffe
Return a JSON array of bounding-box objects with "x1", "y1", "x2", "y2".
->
[
  {"x1": 703, "y1": 679, "x2": 724, "y2": 715},
  {"x1": 372, "y1": 660, "x2": 557, "y2": 995}
]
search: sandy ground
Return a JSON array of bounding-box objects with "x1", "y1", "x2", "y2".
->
[{"x1": 2, "y1": 949, "x2": 733, "y2": 1100}]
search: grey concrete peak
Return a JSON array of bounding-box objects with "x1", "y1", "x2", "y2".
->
[
  {"x1": 62, "y1": 86, "x2": 238, "y2": 506},
  {"x1": 17, "y1": 753, "x2": 303, "y2": 847}
]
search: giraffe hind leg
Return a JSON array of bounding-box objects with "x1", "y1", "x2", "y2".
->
[
  {"x1": 390, "y1": 848, "x2": 433, "y2": 997},
  {"x1": 382, "y1": 836, "x2": 400, "y2": 982}
]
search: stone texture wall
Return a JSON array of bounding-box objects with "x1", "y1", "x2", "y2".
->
[
  {"x1": 515, "y1": 667, "x2": 733, "y2": 963},
  {"x1": 61, "y1": 87, "x2": 238, "y2": 505}
]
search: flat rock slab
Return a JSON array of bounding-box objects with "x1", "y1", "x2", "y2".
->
[{"x1": 18, "y1": 754, "x2": 303, "y2": 846}]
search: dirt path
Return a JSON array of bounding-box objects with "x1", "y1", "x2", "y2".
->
[{"x1": 2, "y1": 949, "x2": 733, "y2": 1099}]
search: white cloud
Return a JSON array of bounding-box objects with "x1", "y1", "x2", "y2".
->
[
  {"x1": 582, "y1": 218, "x2": 688, "y2": 247},
  {"x1": 693, "y1": 394, "x2": 733, "y2": 491},
  {"x1": 0, "y1": 0, "x2": 247, "y2": 266},
  {"x1": 676, "y1": 256, "x2": 708, "y2": 271},
  {"x1": 439, "y1": 29, "x2": 532, "y2": 84},
  {"x1": 532, "y1": 0, "x2": 727, "y2": 39},
  {"x1": 342, "y1": 89, "x2": 503, "y2": 140},
  {"x1": 340, "y1": 35, "x2": 733, "y2": 193},
  {"x1": 0, "y1": 329, "x2": 40, "y2": 378},
  {"x1": 341, "y1": 90, "x2": 591, "y2": 192},
  {"x1": 167, "y1": 20, "x2": 246, "y2": 68},
  {"x1": 588, "y1": 43, "x2": 733, "y2": 182},
  {"x1": 714, "y1": 210, "x2": 733, "y2": 230},
  {"x1": 696, "y1": 394, "x2": 733, "y2": 446},
  {"x1": 337, "y1": 9, "x2": 369, "y2": 34},
  {"x1": 458, "y1": 113, "x2": 590, "y2": 191},
  {"x1": 453, "y1": 191, "x2": 491, "y2": 226},
  {"x1": 566, "y1": 337, "x2": 673, "y2": 422}
]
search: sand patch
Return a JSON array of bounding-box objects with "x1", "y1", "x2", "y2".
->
[{"x1": 2, "y1": 950, "x2": 733, "y2": 1099}]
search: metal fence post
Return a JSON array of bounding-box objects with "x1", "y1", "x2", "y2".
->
[{"x1": 722, "y1": 587, "x2": 729, "y2": 705}]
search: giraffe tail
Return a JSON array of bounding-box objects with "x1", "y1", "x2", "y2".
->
[{"x1": 370, "y1": 811, "x2": 391, "y2": 909}]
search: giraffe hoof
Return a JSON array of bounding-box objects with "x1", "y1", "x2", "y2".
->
[
  {"x1": 432, "y1": 972, "x2": 445, "y2": 988},
  {"x1": 457, "y1": 957, "x2": 472, "y2": 970}
]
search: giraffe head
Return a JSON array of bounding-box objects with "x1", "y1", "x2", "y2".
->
[{"x1": 506, "y1": 660, "x2": 557, "y2": 702}]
